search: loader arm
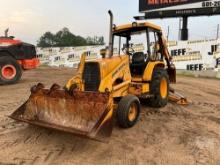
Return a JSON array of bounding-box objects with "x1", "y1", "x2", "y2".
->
[{"x1": 65, "y1": 53, "x2": 86, "y2": 91}]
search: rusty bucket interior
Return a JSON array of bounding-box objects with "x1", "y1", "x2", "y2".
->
[{"x1": 10, "y1": 84, "x2": 114, "y2": 142}]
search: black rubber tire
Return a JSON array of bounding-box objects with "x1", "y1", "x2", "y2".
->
[
  {"x1": 0, "y1": 55, "x2": 22, "y2": 85},
  {"x1": 149, "y1": 68, "x2": 169, "y2": 108},
  {"x1": 117, "y1": 95, "x2": 141, "y2": 128}
]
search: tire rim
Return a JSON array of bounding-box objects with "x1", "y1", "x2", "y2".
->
[
  {"x1": 160, "y1": 77, "x2": 168, "y2": 99},
  {"x1": 1, "y1": 65, "x2": 16, "y2": 80},
  {"x1": 128, "y1": 103, "x2": 138, "y2": 122}
]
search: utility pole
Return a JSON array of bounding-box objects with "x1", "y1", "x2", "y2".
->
[
  {"x1": 180, "y1": 16, "x2": 188, "y2": 41},
  {"x1": 178, "y1": 18, "x2": 182, "y2": 40},
  {"x1": 217, "y1": 24, "x2": 219, "y2": 39}
]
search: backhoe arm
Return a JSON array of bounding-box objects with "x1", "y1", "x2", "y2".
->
[{"x1": 158, "y1": 32, "x2": 176, "y2": 83}]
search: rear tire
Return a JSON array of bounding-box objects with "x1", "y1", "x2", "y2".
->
[
  {"x1": 0, "y1": 55, "x2": 22, "y2": 85},
  {"x1": 117, "y1": 95, "x2": 141, "y2": 128},
  {"x1": 149, "y1": 68, "x2": 169, "y2": 108}
]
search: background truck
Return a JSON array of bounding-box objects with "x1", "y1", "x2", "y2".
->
[{"x1": 0, "y1": 29, "x2": 39, "y2": 85}]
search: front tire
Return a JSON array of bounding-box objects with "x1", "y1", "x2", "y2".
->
[
  {"x1": 0, "y1": 56, "x2": 22, "y2": 85},
  {"x1": 149, "y1": 68, "x2": 169, "y2": 108},
  {"x1": 117, "y1": 95, "x2": 141, "y2": 128}
]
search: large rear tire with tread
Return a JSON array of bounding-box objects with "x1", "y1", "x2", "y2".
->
[
  {"x1": 0, "y1": 55, "x2": 22, "y2": 85},
  {"x1": 117, "y1": 95, "x2": 141, "y2": 128},
  {"x1": 149, "y1": 68, "x2": 169, "y2": 108}
]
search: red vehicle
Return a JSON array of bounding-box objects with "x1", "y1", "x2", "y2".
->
[{"x1": 0, "y1": 31, "x2": 39, "y2": 84}]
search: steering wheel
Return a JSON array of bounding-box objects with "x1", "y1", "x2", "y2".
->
[{"x1": 122, "y1": 46, "x2": 135, "y2": 55}]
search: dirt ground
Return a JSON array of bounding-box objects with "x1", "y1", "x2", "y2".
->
[{"x1": 0, "y1": 67, "x2": 220, "y2": 165}]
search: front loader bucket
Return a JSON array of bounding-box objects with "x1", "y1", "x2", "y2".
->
[{"x1": 10, "y1": 83, "x2": 114, "y2": 142}]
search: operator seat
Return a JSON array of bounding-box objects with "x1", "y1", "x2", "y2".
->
[
  {"x1": 130, "y1": 52, "x2": 147, "y2": 75},
  {"x1": 132, "y1": 52, "x2": 145, "y2": 64}
]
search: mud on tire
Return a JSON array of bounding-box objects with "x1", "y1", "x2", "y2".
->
[
  {"x1": 117, "y1": 95, "x2": 141, "y2": 128},
  {"x1": 149, "y1": 68, "x2": 169, "y2": 108},
  {"x1": 0, "y1": 55, "x2": 22, "y2": 85}
]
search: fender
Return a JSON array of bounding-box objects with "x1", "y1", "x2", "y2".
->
[{"x1": 142, "y1": 61, "x2": 165, "y2": 81}]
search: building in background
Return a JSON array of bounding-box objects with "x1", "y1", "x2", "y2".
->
[
  {"x1": 36, "y1": 39, "x2": 220, "y2": 71},
  {"x1": 37, "y1": 45, "x2": 104, "y2": 68},
  {"x1": 168, "y1": 39, "x2": 220, "y2": 71}
]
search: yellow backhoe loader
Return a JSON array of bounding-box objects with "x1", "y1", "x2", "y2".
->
[{"x1": 10, "y1": 11, "x2": 188, "y2": 142}]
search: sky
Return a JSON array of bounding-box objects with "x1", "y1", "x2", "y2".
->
[{"x1": 0, "y1": 0, "x2": 220, "y2": 45}]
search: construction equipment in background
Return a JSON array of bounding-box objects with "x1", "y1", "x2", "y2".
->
[
  {"x1": 10, "y1": 11, "x2": 188, "y2": 142},
  {"x1": 0, "y1": 29, "x2": 39, "y2": 85}
]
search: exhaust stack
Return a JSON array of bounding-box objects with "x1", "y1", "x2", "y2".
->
[
  {"x1": 4, "y1": 28, "x2": 9, "y2": 37},
  {"x1": 108, "y1": 10, "x2": 113, "y2": 58}
]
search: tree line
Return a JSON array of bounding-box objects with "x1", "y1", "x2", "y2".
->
[{"x1": 37, "y1": 27, "x2": 105, "y2": 47}]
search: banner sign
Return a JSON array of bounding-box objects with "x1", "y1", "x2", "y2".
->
[{"x1": 139, "y1": 0, "x2": 220, "y2": 18}]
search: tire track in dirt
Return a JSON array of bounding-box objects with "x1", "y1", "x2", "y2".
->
[
  {"x1": 0, "y1": 100, "x2": 26, "y2": 112},
  {"x1": 141, "y1": 103, "x2": 191, "y2": 120},
  {"x1": 192, "y1": 101, "x2": 220, "y2": 110},
  {"x1": 0, "y1": 138, "x2": 22, "y2": 150},
  {"x1": 188, "y1": 136, "x2": 220, "y2": 165},
  {"x1": 41, "y1": 146, "x2": 66, "y2": 164},
  {"x1": 0, "y1": 133, "x2": 67, "y2": 165},
  {"x1": 0, "y1": 100, "x2": 28, "y2": 135},
  {"x1": 0, "y1": 121, "x2": 26, "y2": 135},
  {"x1": 0, "y1": 69, "x2": 220, "y2": 165},
  {"x1": 140, "y1": 101, "x2": 220, "y2": 164}
]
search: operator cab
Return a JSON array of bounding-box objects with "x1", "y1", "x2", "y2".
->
[{"x1": 112, "y1": 22, "x2": 164, "y2": 76}]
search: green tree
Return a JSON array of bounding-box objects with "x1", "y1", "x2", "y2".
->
[
  {"x1": 37, "y1": 32, "x2": 56, "y2": 47},
  {"x1": 37, "y1": 27, "x2": 105, "y2": 47}
]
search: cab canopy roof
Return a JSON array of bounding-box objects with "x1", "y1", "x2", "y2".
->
[{"x1": 113, "y1": 22, "x2": 162, "y2": 36}]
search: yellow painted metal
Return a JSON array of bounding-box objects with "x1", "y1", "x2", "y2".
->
[
  {"x1": 65, "y1": 55, "x2": 131, "y2": 93},
  {"x1": 113, "y1": 22, "x2": 162, "y2": 33},
  {"x1": 132, "y1": 76, "x2": 143, "y2": 82},
  {"x1": 129, "y1": 83, "x2": 149, "y2": 96},
  {"x1": 113, "y1": 80, "x2": 130, "y2": 91},
  {"x1": 142, "y1": 61, "x2": 165, "y2": 81},
  {"x1": 65, "y1": 54, "x2": 166, "y2": 100},
  {"x1": 128, "y1": 103, "x2": 138, "y2": 122},
  {"x1": 65, "y1": 54, "x2": 162, "y2": 98},
  {"x1": 97, "y1": 55, "x2": 131, "y2": 93},
  {"x1": 112, "y1": 85, "x2": 129, "y2": 98},
  {"x1": 160, "y1": 78, "x2": 168, "y2": 99},
  {"x1": 65, "y1": 53, "x2": 86, "y2": 91},
  {"x1": 142, "y1": 84, "x2": 150, "y2": 93}
]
